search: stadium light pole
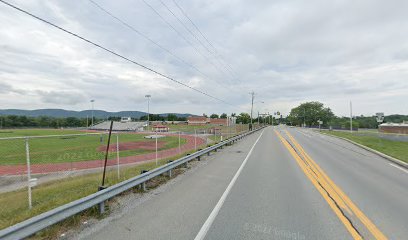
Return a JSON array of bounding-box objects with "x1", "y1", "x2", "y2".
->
[
  {"x1": 90, "y1": 100, "x2": 95, "y2": 126},
  {"x1": 145, "y1": 95, "x2": 151, "y2": 131}
]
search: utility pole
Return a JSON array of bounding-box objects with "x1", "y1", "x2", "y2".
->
[
  {"x1": 350, "y1": 101, "x2": 353, "y2": 133},
  {"x1": 250, "y1": 91, "x2": 255, "y2": 126}
]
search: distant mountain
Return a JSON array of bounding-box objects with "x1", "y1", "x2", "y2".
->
[{"x1": 0, "y1": 109, "x2": 194, "y2": 118}]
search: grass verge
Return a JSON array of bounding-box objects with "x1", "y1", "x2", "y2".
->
[
  {"x1": 322, "y1": 130, "x2": 408, "y2": 163},
  {"x1": 0, "y1": 148, "x2": 197, "y2": 236}
]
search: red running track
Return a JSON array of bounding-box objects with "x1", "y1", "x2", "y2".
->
[{"x1": 0, "y1": 134, "x2": 206, "y2": 175}]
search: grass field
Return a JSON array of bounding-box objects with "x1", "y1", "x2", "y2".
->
[
  {"x1": 322, "y1": 130, "x2": 408, "y2": 163},
  {"x1": 0, "y1": 129, "x2": 186, "y2": 165},
  {"x1": 0, "y1": 129, "x2": 84, "y2": 138}
]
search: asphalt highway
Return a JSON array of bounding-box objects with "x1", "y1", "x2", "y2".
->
[{"x1": 76, "y1": 126, "x2": 408, "y2": 240}]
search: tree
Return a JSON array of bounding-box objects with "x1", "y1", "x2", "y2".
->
[
  {"x1": 236, "y1": 112, "x2": 251, "y2": 124},
  {"x1": 220, "y1": 113, "x2": 227, "y2": 119},
  {"x1": 167, "y1": 114, "x2": 178, "y2": 121},
  {"x1": 210, "y1": 114, "x2": 219, "y2": 119},
  {"x1": 65, "y1": 117, "x2": 81, "y2": 127},
  {"x1": 287, "y1": 102, "x2": 334, "y2": 127}
]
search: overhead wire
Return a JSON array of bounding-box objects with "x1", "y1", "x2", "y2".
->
[
  {"x1": 171, "y1": 0, "x2": 238, "y2": 78},
  {"x1": 88, "y1": 0, "x2": 210, "y2": 80},
  {"x1": 0, "y1": 0, "x2": 239, "y2": 108},
  {"x1": 141, "y1": 0, "x2": 232, "y2": 83},
  {"x1": 88, "y1": 0, "x2": 235, "y2": 95},
  {"x1": 157, "y1": 0, "x2": 233, "y2": 80}
]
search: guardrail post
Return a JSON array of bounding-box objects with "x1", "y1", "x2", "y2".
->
[
  {"x1": 167, "y1": 160, "x2": 173, "y2": 177},
  {"x1": 140, "y1": 170, "x2": 148, "y2": 191},
  {"x1": 197, "y1": 156, "x2": 201, "y2": 161},
  {"x1": 98, "y1": 202, "x2": 105, "y2": 214},
  {"x1": 207, "y1": 152, "x2": 210, "y2": 156},
  {"x1": 98, "y1": 186, "x2": 106, "y2": 214}
]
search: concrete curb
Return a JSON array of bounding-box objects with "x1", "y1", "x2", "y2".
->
[{"x1": 318, "y1": 131, "x2": 408, "y2": 169}]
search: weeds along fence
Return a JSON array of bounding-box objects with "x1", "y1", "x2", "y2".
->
[
  {"x1": 176, "y1": 123, "x2": 252, "y2": 147},
  {"x1": 0, "y1": 133, "x2": 108, "y2": 204},
  {"x1": 0, "y1": 131, "x2": 206, "y2": 230}
]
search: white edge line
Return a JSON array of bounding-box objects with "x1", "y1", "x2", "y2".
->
[
  {"x1": 193, "y1": 129, "x2": 265, "y2": 240},
  {"x1": 389, "y1": 163, "x2": 408, "y2": 174}
]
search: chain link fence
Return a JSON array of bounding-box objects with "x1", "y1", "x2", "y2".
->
[{"x1": 0, "y1": 130, "x2": 207, "y2": 230}]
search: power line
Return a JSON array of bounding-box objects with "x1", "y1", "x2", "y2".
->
[
  {"x1": 159, "y1": 0, "x2": 212, "y2": 58},
  {"x1": 141, "y1": 0, "x2": 231, "y2": 81},
  {"x1": 0, "y1": 0, "x2": 235, "y2": 107},
  {"x1": 88, "y1": 0, "x2": 211, "y2": 80},
  {"x1": 88, "y1": 0, "x2": 239, "y2": 96},
  {"x1": 158, "y1": 0, "x2": 233, "y2": 80},
  {"x1": 172, "y1": 0, "x2": 237, "y2": 78},
  {"x1": 90, "y1": 0, "x2": 247, "y2": 104}
]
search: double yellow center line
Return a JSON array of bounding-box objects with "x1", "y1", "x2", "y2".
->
[{"x1": 274, "y1": 129, "x2": 387, "y2": 240}]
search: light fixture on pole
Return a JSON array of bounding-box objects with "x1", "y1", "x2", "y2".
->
[
  {"x1": 145, "y1": 95, "x2": 151, "y2": 131},
  {"x1": 90, "y1": 100, "x2": 95, "y2": 126}
]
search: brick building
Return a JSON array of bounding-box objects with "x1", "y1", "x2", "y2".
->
[
  {"x1": 379, "y1": 123, "x2": 408, "y2": 134},
  {"x1": 187, "y1": 116, "x2": 209, "y2": 125},
  {"x1": 187, "y1": 116, "x2": 237, "y2": 126},
  {"x1": 209, "y1": 118, "x2": 228, "y2": 125}
]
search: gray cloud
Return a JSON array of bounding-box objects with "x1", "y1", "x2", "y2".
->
[
  {"x1": 0, "y1": 0, "x2": 407, "y2": 115},
  {"x1": 36, "y1": 90, "x2": 86, "y2": 105},
  {"x1": 0, "y1": 81, "x2": 25, "y2": 94}
]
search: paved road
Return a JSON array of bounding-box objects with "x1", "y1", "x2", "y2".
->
[{"x1": 75, "y1": 126, "x2": 408, "y2": 240}]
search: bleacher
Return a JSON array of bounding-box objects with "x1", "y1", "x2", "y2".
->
[{"x1": 89, "y1": 121, "x2": 146, "y2": 131}]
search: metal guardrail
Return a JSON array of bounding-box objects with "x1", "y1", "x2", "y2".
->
[{"x1": 0, "y1": 127, "x2": 264, "y2": 240}]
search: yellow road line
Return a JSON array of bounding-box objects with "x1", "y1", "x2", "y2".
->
[
  {"x1": 274, "y1": 130, "x2": 363, "y2": 240},
  {"x1": 284, "y1": 130, "x2": 387, "y2": 240}
]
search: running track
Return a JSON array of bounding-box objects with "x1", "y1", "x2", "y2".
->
[{"x1": 0, "y1": 134, "x2": 206, "y2": 175}]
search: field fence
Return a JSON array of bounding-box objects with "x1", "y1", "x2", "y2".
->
[
  {"x1": 0, "y1": 131, "x2": 203, "y2": 214},
  {"x1": 175, "y1": 124, "x2": 251, "y2": 147},
  {"x1": 0, "y1": 133, "x2": 108, "y2": 194},
  {"x1": 0, "y1": 125, "x2": 251, "y2": 230}
]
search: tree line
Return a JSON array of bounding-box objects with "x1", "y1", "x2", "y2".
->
[
  {"x1": 0, "y1": 114, "x2": 187, "y2": 128},
  {"x1": 286, "y1": 101, "x2": 408, "y2": 129},
  {"x1": 3, "y1": 103, "x2": 403, "y2": 129},
  {"x1": 0, "y1": 112, "x2": 271, "y2": 128}
]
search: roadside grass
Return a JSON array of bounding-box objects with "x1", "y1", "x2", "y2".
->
[
  {"x1": 0, "y1": 133, "x2": 186, "y2": 165},
  {"x1": 0, "y1": 148, "x2": 197, "y2": 234},
  {"x1": 322, "y1": 130, "x2": 408, "y2": 163}
]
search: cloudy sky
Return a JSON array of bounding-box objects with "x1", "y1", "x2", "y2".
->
[{"x1": 0, "y1": 0, "x2": 407, "y2": 117}]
